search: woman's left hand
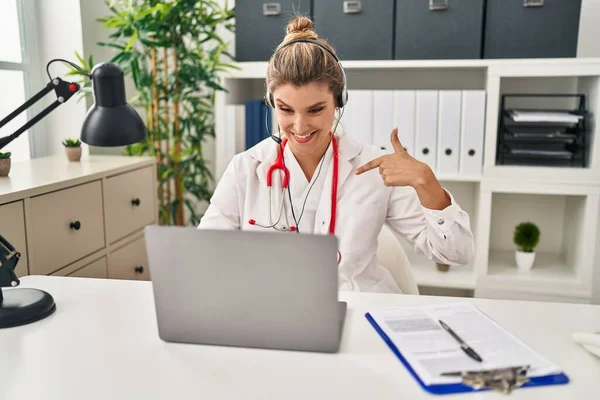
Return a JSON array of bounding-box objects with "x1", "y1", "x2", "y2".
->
[{"x1": 355, "y1": 128, "x2": 451, "y2": 210}]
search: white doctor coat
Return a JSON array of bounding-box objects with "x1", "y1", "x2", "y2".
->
[{"x1": 198, "y1": 132, "x2": 475, "y2": 293}]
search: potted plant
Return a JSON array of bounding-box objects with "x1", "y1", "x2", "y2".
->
[
  {"x1": 513, "y1": 221, "x2": 540, "y2": 271},
  {"x1": 62, "y1": 138, "x2": 82, "y2": 162},
  {"x1": 69, "y1": 0, "x2": 236, "y2": 226},
  {"x1": 0, "y1": 152, "x2": 11, "y2": 176}
]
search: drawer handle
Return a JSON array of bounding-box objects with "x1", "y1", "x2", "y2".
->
[
  {"x1": 524, "y1": 0, "x2": 543, "y2": 7},
  {"x1": 422, "y1": 147, "x2": 430, "y2": 155},
  {"x1": 70, "y1": 221, "x2": 81, "y2": 231},
  {"x1": 131, "y1": 198, "x2": 141, "y2": 206},
  {"x1": 134, "y1": 265, "x2": 144, "y2": 274},
  {"x1": 343, "y1": 1, "x2": 362, "y2": 14},
  {"x1": 468, "y1": 149, "x2": 476, "y2": 156},
  {"x1": 445, "y1": 148, "x2": 452, "y2": 156},
  {"x1": 262, "y1": 3, "x2": 281, "y2": 16},
  {"x1": 429, "y1": 0, "x2": 448, "y2": 11}
]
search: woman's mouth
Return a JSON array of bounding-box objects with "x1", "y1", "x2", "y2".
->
[{"x1": 292, "y1": 130, "x2": 317, "y2": 144}]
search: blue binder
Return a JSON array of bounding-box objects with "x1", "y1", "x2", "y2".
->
[
  {"x1": 245, "y1": 99, "x2": 270, "y2": 149},
  {"x1": 365, "y1": 312, "x2": 569, "y2": 395}
]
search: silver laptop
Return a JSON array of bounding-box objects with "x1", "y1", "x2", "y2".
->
[{"x1": 144, "y1": 225, "x2": 347, "y2": 353}]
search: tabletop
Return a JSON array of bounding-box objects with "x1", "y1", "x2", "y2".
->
[{"x1": 2, "y1": 276, "x2": 599, "y2": 400}]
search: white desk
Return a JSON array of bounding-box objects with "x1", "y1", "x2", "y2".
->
[{"x1": 2, "y1": 276, "x2": 599, "y2": 399}]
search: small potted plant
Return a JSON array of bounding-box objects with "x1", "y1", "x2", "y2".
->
[
  {"x1": 62, "y1": 138, "x2": 82, "y2": 162},
  {"x1": 513, "y1": 221, "x2": 540, "y2": 271},
  {"x1": 0, "y1": 152, "x2": 11, "y2": 177}
]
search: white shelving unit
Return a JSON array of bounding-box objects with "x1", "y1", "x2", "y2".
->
[{"x1": 213, "y1": 58, "x2": 600, "y2": 304}]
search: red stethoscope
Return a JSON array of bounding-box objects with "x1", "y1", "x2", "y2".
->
[{"x1": 249, "y1": 135, "x2": 341, "y2": 260}]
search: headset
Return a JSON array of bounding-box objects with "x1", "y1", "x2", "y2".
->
[{"x1": 265, "y1": 38, "x2": 348, "y2": 144}]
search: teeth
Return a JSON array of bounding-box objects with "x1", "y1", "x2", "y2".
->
[{"x1": 295, "y1": 131, "x2": 315, "y2": 139}]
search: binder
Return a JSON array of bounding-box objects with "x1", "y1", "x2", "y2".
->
[
  {"x1": 365, "y1": 306, "x2": 570, "y2": 396},
  {"x1": 460, "y1": 91, "x2": 486, "y2": 176},
  {"x1": 393, "y1": 91, "x2": 416, "y2": 155},
  {"x1": 340, "y1": 90, "x2": 373, "y2": 145},
  {"x1": 437, "y1": 91, "x2": 461, "y2": 175},
  {"x1": 245, "y1": 99, "x2": 269, "y2": 149},
  {"x1": 372, "y1": 90, "x2": 395, "y2": 152},
  {"x1": 415, "y1": 91, "x2": 438, "y2": 171}
]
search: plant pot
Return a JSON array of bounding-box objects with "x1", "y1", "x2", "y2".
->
[
  {"x1": 515, "y1": 251, "x2": 535, "y2": 271},
  {"x1": 65, "y1": 146, "x2": 82, "y2": 162},
  {"x1": 0, "y1": 158, "x2": 10, "y2": 176},
  {"x1": 436, "y1": 263, "x2": 450, "y2": 273}
]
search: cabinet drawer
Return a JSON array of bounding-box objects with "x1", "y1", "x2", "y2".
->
[
  {"x1": 108, "y1": 236, "x2": 149, "y2": 281},
  {"x1": 64, "y1": 257, "x2": 107, "y2": 279},
  {"x1": 0, "y1": 201, "x2": 28, "y2": 277},
  {"x1": 395, "y1": 0, "x2": 484, "y2": 60},
  {"x1": 314, "y1": 0, "x2": 394, "y2": 60},
  {"x1": 235, "y1": 0, "x2": 311, "y2": 61},
  {"x1": 31, "y1": 181, "x2": 105, "y2": 275},
  {"x1": 105, "y1": 166, "x2": 155, "y2": 244},
  {"x1": 484, "y1": 0, "x2": 582, "y2": 59}
]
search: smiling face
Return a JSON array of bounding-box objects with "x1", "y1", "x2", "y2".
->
[{"x1": 272, "y1": 82, "x2": 337, "y2": 157}]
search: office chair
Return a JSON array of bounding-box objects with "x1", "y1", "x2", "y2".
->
[{"x1": 376, "y1": 224, "x2": 419, "y2": 295}]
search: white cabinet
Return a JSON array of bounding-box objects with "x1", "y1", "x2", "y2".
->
[{"x1": 0, "y1": 155, "x2": 157, "y2": 280}]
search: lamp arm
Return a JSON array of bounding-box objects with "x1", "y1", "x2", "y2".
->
[{"x1": 0, "y1": 77, "x2": 81, "y2": 151}]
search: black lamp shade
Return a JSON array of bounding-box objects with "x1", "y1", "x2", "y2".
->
[{"x1": 81, "y1": 63, "x2": 147, "y2": 146}]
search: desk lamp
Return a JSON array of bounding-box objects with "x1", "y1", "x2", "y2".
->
[{"x1": 0, "y1": 59, "x2": 147, "y2": 328}]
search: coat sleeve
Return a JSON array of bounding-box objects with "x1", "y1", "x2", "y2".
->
[
  {"x1": 197, "y1": 157, "x2": 241, "y2": 230},
  {"x1": 385, "y1": 186, "x2": 475, "y2": 266}
]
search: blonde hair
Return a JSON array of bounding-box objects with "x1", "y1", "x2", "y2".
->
[{"x1": 266, "y1": 16, "x2": 345, "y2": 108}]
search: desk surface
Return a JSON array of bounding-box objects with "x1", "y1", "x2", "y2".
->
[{"x1": 2, "y1": 276, "x2": 599, "y2": 399}]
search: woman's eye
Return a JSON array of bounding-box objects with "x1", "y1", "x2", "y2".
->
[
  {"x1": 279, "y1": 107, "x2": 292, "y2": 113},
  {"x1": 309, "y1": 108, "x2": 323, "y2": 114}
]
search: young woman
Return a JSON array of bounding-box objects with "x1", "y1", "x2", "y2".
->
[{"x1": 199, "y1": 16, "x2": 474, "y2": 293}]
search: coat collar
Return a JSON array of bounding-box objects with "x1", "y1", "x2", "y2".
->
[{"x1": 251, "y1": 131, "x2": 363, "y2": 190}]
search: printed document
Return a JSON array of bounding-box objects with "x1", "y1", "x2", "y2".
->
[{"x1": 368, "y1": 303, "x2": 562, "y2": 385}]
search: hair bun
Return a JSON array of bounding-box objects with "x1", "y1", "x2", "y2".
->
[{"x1": 286, "y1": 16, "x2": 316, "y2": 37}]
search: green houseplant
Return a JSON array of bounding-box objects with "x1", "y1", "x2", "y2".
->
[
  {"x1": 72, "y1": 0, "x2": 236, "y2": 226},
  {"x1": 513, "y1": 221, "x2": 540, "y2": 271},
  {"x1": 0, "y1": 152, "x2": 11, "y2": 177},
  {"x1": 62, "y1": 138, "x2": 82, "y2": 162}
]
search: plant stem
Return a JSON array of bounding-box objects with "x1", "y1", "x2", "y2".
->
[
  {"x1": 151, "y1": 44, "x2": 164, "y2": 224},
  {"x1": 163, "y1": 46, "x2": 172, "y2": 223},
  {"x1": 173, "y1": 35, "x2": 184, "y2": 226}
]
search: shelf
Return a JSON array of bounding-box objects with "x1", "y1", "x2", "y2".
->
[
  {"x1": 409, "y1": 252, "x2": 476, "y2": 290},
  {"x1": 487, "y1": 250, "x2": 578, "y2": 284},
  {"x1": 224, "y1": 59, "x2": 600, "y2": 79}
]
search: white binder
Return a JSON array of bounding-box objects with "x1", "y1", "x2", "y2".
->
[
  {"x1": 415, "y1": 91, "x2": 438, "y2": 170},
  {"x1": 393, "y1": 91, "x2": 416, "y2": 156},
  {"x1": 437, "y1": 91, "x2": 462, "y2": 175},
  {"x1": 372, "y1": 90, "x2": 395, "y2": 152},
  {"x1": 340, "y1": 90, "x2": 373, "y2": 146},
  {"x1": 460, "y1": 91, "x2": 486, "y2": 176}
]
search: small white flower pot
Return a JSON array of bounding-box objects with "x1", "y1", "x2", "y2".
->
[
  {"x1": 515, "y1": 251, "x2": 535, "y2": 271},
  {"x1": 65, "y1": 146, "x2": 82, "y2": 162}
]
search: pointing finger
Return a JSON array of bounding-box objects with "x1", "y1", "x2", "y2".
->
[{"x1": 355, "y1": 156, "x2": 383, "y2": 175}]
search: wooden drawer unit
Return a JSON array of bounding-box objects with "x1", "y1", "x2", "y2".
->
[
  {"x1": 105, "y1": 166, "x2": 155, "y2": 244},
  {"x1": 30, "y1": 181, "x2": 105, "y2": 275},
  {"x1": 108, "y1": 235, "x2": 150, "y2": 281},
  {"x1": 69, "y1": 257, "x2": 108, "y2": 279},
  {"x1": 0, "y1": 200, "x2": 29, "y2": 277}
]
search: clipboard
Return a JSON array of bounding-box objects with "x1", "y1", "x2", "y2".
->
[{"x1": 365, "y1": 312, "x2": 569, "y2": 395}]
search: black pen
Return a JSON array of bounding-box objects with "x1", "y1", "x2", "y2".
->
[{"x1": 439, "y1": 320, "x2": 483, "y2": 363}]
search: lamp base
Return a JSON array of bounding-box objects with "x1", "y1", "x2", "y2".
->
[{"x1": 0, "y1": 288, "x2": 56, "y2": 328}]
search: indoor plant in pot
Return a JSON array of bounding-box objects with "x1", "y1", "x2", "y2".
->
[
  {"x1": 513, "y1": 221, "x2": 540, "y2": 271},
  {"x1": 62, "y1": 138, "x2": 82, "y2": 162},
  {"x1": 0, "y1": 152, "x2": 11, "y2": 176}
]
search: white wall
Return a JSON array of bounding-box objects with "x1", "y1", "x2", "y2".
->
[{"x1": 34, "y1": 0, "x2": 88, "y2": 158}]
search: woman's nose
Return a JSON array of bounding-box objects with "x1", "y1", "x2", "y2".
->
[{"x1": 293, "y1": 115, "x2": 308, "y2": 133}]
